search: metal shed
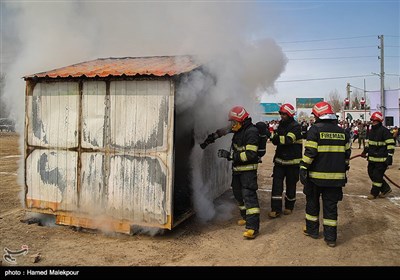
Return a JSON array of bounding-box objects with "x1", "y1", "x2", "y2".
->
[{"x1": 23, "y1": 56, "x2": 229, "y2": 233}]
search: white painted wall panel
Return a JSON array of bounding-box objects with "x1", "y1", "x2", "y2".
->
[
  {"x1": 107, "y1": 155, "x2": 167, "y2": 224},
  {"x1": 27, "y1": 82, "x2": 79, "y2": 148},
  {"x1": 79, "y1": 153, "x2": 106, "y2": 214},
  {"x1": 26, "y1": 149, "x2": 78, "y2": 211},
  {"x1": 82, "y1": 81, "x2": 107, "y2": 148}
]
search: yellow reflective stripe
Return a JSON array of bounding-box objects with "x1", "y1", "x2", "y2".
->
[
  {"x1": 368, "y1": 140, "x2": 386, "y2": 146},
  {"x1": 317, "y1": 145, "x2": 345, "y2": 153},
  {"x1": 305, "y1": 141, "x2": 318, "y2": 149},
  {"x1": 302, "y1": 155, "x2": 313, "y2": 164},
  {"x1": 279, "y1": 135, "x2": 285, "y2": 144},
  {"x1": 387, "y1": 145, "x2": 395, "y2": 150},
  {"x1": 233, "y1": 164, "x2": 258, "y2": 171},
  {"x1": 238, "y1": 205, "x2": 246, "y2": 210},
  {"x1": 388, "y1": 153, "x2": 393, "y2": 156},
  {"x1": 240, "y1": 152, "x2": 248, "y2": 162},
  {"x1": 295, "y1": 139, "x2": 303, "y2": 144},
  {"x1": 246, "y1": 208, "x2": 260, "y2": 215},
  {"x1": 323, "y1": 219, "x2": 337, "y2": 227},
  {"x1": 369, "y1": 156, "x2": 386, "y2": 162},
  {"x1": 287, "y1": 132, "x2": 296, "y2": 142},
  {"x1": 233, "y1": 143, "x2": 245, "y2": 151},
  {"x1": 272, "y1": 196, "x2": 282, "y2": 200},
  {"x1": 309, "y1": 171, "x2": 346, "y2": 180},
  {"x1": 372, "y1": 181, "x2": 383, "y2": 187},
  {"x1": 306, "y1": 213, "x2": 318, "y2": 222},
  {"x1": 300, "y1": 165, "x2": 308, "y2": 170},
  {"x1": 385, "y1": 139, "x2": 395, "y2": 144},
  {"x1": 246, "y1": 144, "x2": 258, "y2": 152},
  {"x1": 345, "y1": 143, "x2": 350, "y2": 149},
  {"x1": 275, "y1": 158, "x2": 301, "y2": 165}
]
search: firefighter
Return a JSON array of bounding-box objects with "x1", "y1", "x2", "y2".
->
[
  {"x1": 269, "y1": 103, "x2": 302, "y2": 218},
  {"x1": 361, "y1": 112, "x2": 395, "y2": 199},
  {"x1": 300, "y1": 101, "x2": 351, "y2": 247},
  {"x1": 344, "y1": 97, "x2": 350, "y2": 110},
  {"x1": 217, "y1": 106, "x2": 261, "y2": 239}
]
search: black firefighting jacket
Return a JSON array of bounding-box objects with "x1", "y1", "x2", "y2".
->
[
  {"x1": 231, "y1": 118, "x2": 259, "y2": 173},
  {"x1": 300, "y1": 119, "x2": 351, "y2": 187},
  {"x1": 273, "y1": 118, "x2": 303, "y2": 165},
  {"x1": 363, "y1": 122, "x2": 395, "y2": 162}
]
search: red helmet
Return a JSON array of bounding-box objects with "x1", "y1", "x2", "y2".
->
[
  {"x1": 228, "y1": 106, "x2": 249, "y2": 122},
  {"x1": 312, "y1": 101, "x2": 336, "y2": 119},
  {"x1": 370, "y1": 111, "x2": 383, "y2": 122},
  {"x1": 279, "y1": 103, "x2": 295, "y2": 118}
]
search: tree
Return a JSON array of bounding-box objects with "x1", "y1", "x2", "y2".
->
[{"x1": 327, "y1": 89, "x2": 341, "y2": 113}]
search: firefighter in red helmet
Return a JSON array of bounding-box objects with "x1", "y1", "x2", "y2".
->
[
  {"x1": 300, "y1": 101, "x2": 351, "y2": 247},
  {"x1": 217, "y1": 106, "x2": 261, "y2": 239},
  {"x1": 361, "y1": 111, "x2": 395, "y2": 199},
  {"x1": 268, "y1": 103, "x2": 302, "y2": 218}
]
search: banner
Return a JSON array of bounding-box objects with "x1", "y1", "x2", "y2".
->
[{"x1": 296, "y1": 98, "x2": 324, "y2": 109}]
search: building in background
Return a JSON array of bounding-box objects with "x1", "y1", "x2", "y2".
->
[
  {"x1": 259, "y1": 103, "x2": 281, "y2": 121},
  {"x1": 369, "y1": 89, "x2": 399, "y2": 127},
  {"x1": 296, "y1": 97, "x2": 324, "y2": 121}
]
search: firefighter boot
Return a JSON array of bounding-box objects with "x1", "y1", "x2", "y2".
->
[
  {"x1": 268, "y1": 211, "x2": 281, "y2": 219},
  {"x1": 303, "y1": 219, "x2": 319, "y2": 239},
  {"x1": 243, "y1": 229, "x2": 259, "y2": 239},
  {"x1": 323, "y1": 225, "x2": 337, "y2": 247},
  {"x1": 379, "y1": 188, "x2": 392, "y2": 198},
  {"x1": 283, "y1": 209, "x2": 293, "y2": 215},
  {"x1": 237, "y1": 219, "x2": 246, "y2": 226},
  {"x1": 303, "y1": 226, "x2": 319, "y2": 239}
]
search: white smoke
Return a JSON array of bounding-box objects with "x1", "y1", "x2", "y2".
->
[{"x1": 1, "y1": 1, "x2": 287, "y2": 229}]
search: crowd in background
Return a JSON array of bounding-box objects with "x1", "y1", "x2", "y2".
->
[{"x1": 266, "y1": 119, "x2": 400, "y2": 149}]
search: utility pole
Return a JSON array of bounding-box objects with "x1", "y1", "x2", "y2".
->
[
  {"x1": 378, "y1": 35, "x2": 385, "y2": 125},
  {"x1": 346, "y1": 83, "x2": 351, "y2": 100},
  {"x1": 364, "y1": 79, "x2": 367, "y2": 123}
]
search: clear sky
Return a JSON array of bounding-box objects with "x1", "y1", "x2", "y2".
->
[
  {"x1": 259, "y1": 0, "x2": 400, "y2": 106},
  {"x1": 0, "y1": 0, "x2": 399, "y2": 124}
]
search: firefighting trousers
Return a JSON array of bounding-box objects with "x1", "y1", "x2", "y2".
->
[
  {"x1": 367, "y1": 161, "x2": 391, "y2": 197},
  {"x1": 271, "y1": 164, "x2": 299, "y2": 212},
  {"x1": 231, "y1": 170, "x2": 260, "y2": 231},
  {"x1": 303, "y1": 182, "x2": 343, "y2": 242}
]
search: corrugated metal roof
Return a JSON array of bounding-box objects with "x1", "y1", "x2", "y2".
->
[{"x1": 24, "y1": 55, "x2": 201, "y2": 79}]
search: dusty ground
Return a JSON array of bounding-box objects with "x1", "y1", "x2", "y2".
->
[{"x1": 1, "y1": 131, "x2": 400, "y2": 267}]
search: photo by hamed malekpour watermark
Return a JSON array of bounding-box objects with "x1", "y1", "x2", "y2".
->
[{"x1": 3, "y1": 245, "x2": 28, "y2": 265}]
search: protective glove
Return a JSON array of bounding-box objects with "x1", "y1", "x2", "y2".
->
[
  {"x1": 299, "y1": 168, "x2": 308, "y2": 185},
  {"x1": 200, "y1": 133, "x2": 217, "y2": 149},
  {"x1": 385, "y1": 156, "x2": 393, "y2": 166},
  {"x1": 272, "y1": 134, "x2": 280, "y2": 145},
  {"x1": 217, "y1": 149, "x2": 232, "y2": 161}
]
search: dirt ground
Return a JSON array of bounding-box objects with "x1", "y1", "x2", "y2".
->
[{"x1": 1, "y1": 131, "x2": 400, "y2": 267}]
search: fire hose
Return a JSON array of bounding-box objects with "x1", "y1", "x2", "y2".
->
[{"x1": 350, "y1": 154, "x2": 400, "y2": 189}]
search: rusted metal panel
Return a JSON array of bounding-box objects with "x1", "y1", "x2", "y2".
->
[
  {"x1": 81, "y1": 81, "x2": 107, "y2": 149},
  {"x1": 79, "y1": 153, "x2": 105, "y2": 213},
  {"x1": 24, "y1": 56, "x2": 201, "y2": 79},
  {"x1": 25, "y1": 72, "x2": 176, "y2": 230},
  {"x1": 26, "y1": 82, "x2": 79, "y2": 148},
  {"x1": 26, "y1": 149, "x2": 78, "y2": 212},
  {"x1": 107, "y1": 155, "x2": 167, "y2": 224}
]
